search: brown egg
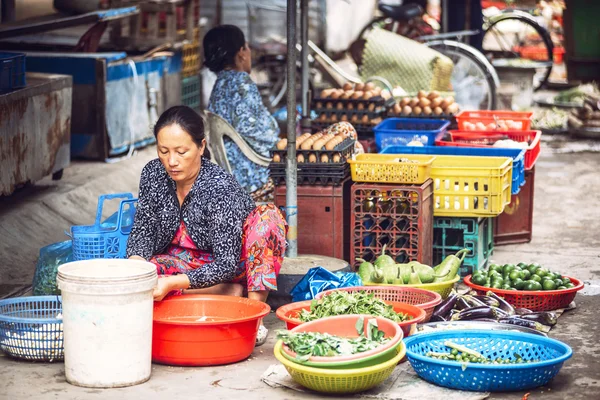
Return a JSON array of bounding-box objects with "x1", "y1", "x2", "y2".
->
[
  {"x1": 417, "y1": 90, "x2": 428, "y2": 99},
  {"x1": 297, "y1": 154, "x2": 305, "y2": 163},
  {"x1": 343, "y1": 82, "x2": 353, "y2": 91},
  {"x1": 361, "y1": 115, "x2": 369, "y2": 124},
  {"x1": 341, "y1": 114, "x2": 348, "y2": 122},
  {"x1": 320, "y1": 154, "x2": 329, "y2": 163},
  {"x1": 400, "y1": 98, "x2": 411, "y2": 107},
  {"x1": 402, "y1": 105, "x2": 412, "y2": 115},
  {"x1": 351, "y1": 91, "x2": 363, "y2": 99},
  {"x1": 365, "y1": 82, "x2": 375, "y2": 91},
  {"x1": 431, "y1": 98, "x2": 443, "y2": 108},
  {"x1": 393, "y1": 103, "x2": 402, "y2": 114},
  {"x1": 308, "y1": 153, "x2": 317, "y2": 163},
  {"x1": 332, "y1": 153, "x2": 341, "y2": 163},
  {"x1": 419, "y1": 98, "x2": 431, "y2": 108},
  {"x1": 362, "y1": 91, "x2": 374, "y2": 100},
  {"x1": 276, "y1": 138, "x2": 287, "y2": 150},
  {"x1": 273, "y1": 154, "x2": 281, "y2": 163},
  {"x1": 427, "y1": 90, "x2": 440, "y2": 100},
  {"x1": 413, "y1": 106, "x2": 423, "y2": 115},
  {"x1": 409, "y1": 98, "x2": 420, "y2": 108},
  {"x1": 433, "y1": 107, "x2": 443, "y2": 115},
  {"x1": 341, "y1": 91, "x2": 353, "y2": 99},
  {"x1": 355, "y1": 83, "x2": 365, "y2": 91},
  {"x1": 423, "y1": 106, "x2": 432, "y2": 115},
  {"x1": 330, "y1": 91, "x2": 341, "y2": 100},
  {"x1": 350, "y1": 114, "x2": 359, "y2": 123}
]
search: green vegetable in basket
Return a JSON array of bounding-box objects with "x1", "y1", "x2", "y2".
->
[
  {"x1": 399, "y1": 263, "x2": 412, "y2": 284},
  {"x1": 371, "y1": 268, "x2": 385, "y2": 283},
  {"x1": 408, "y1": 261, "x2": 436, "y2": 284},
  {"x1": 297, "y1": 291, "x2": 411, "y2": 323},
  {"x1": 383, "y1": 264, "x2": 398, "y2": 284},
  {"x1": 408, "y1": 266, "x2": 422, "y2": 285},
  {"x1": 374, "y1": 244, "x2": 395, "y2": 269},
  {"x1": 432, "y1": 249, "x2": 469, "y2": 283},
  {"x1": 277, "y1": 317, "x2": 389, "y2": 362},
  {"x1": 357, "y1": 258, "x2": 375, "y2": 284}
]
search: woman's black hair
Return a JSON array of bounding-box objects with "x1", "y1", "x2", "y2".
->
[
  {"x1": 203, "y1": 25, "x2": 246, "y2": 73},
  {"x1": 154, "y1": 106, "x2": 210, "y2": 158}
]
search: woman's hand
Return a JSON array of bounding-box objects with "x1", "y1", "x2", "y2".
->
[{"x1": 153, "y1": 274, "x2": 191, "y2": 301}]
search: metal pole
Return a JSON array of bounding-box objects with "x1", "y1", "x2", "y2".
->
[
  {"x1": 285, "y1": 0, "x2": 298, "y2": 258},
  {"x1": 300, "y1": 0, "x2": 311, "y2": 134}
]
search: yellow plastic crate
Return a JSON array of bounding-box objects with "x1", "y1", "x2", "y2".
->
[
  {"x1": 429, "y1": 156, "x2": 512, "y2": 217},
  {"x1": 348, "y1": 154, "x2": 435, "y2": 184}
]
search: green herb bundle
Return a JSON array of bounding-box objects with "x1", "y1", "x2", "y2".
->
[{"x1": 297, "y1": 291, "x2": 411, "y2": 323}]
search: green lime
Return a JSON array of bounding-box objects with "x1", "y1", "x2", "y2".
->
[
  {"x1": 530, "y1": 274, "x2": 542, "y2": 283},
  {"x1": 489, "y1": 264, "x2": 503, "y2": 273},
  {"x1": 512, "y1": 278, "x2": 525, "y2": 290},
  {"x1": 520, "y1": 270, "x2": 531, "y2": 280},
  {"x1": 491, "y1": 281, "x2": 504, "y2": 289},
  {"x1": 471, "y1": 274, "x2": 487, "y2": 286},
  {"x1": 554, "y1": 279, "x2": 563, "y2": 287},
  {"x1": 562, "y1": 278, "x2": 572, "y2": 286},
  {"x1": 503, "y1": 264, "x2": 516, "y2": 274},
  {"x1": 557, "y1": 286, "x2": 567, "y2": 290},
  {"x1": 566, "y1": 283, "x2": 575, "y2": 289},
  {"x1": 542, "y1": 280, "x2": 557, "y2": 290},
  {"x1": 502, "y1": 284, "x2": 512, "y2": 290},
  {"x1": 509, "y1": 270, "x2": 521, "y2": 281},
  {"x1": 517, "y1": 262, "x2": 527, "y2": 268},
  {"x1": 524, "y1": 280, "x2": 542, "y2": 291},
  {"x1": 536, "y1": 269, "x2": 549, "y2": 278}
]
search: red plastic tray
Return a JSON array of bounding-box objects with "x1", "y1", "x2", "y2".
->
[
  {"x1": 436, "y1": 130, "x2": 541, "y2": 170},
  {"x1": 463, "y1": 275, "x2": 584, "y2": 312},
  {"x1": 455, "y1": 110, "x2": 533, "y2": 131}
]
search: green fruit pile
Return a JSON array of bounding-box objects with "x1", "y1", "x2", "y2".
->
[{"x1": 470, "y1": 263, "x2": 575, "y2": 291}]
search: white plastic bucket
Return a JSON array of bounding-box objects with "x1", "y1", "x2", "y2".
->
[{"x1": 57, "y1": 259, "x2": 157, "y2": 388}]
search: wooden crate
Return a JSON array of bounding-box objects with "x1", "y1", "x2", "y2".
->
[{"x1": 110, "y1": 0, "x2": 200, "y2": 50}]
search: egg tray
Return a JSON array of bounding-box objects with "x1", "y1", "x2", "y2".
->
[
  {"x1": 312, "y1": 96, "x2": 395, "y2": 114},
  {"x1": 270, "y1": 137, "x2": 355, "y2": 163},
  {"x1": 269, "y1": 162, "x2": 350, "y2": 186},
  {"x1": 314, "y1": 107, "x2": 384, "y2": 120}
]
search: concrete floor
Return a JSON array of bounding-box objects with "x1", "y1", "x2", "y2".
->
[{"x1": 0, "y1": 136, "x2": 599, "y2": 399}]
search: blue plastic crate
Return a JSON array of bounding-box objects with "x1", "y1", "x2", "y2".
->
[
  {"x1": 182, "y1": 75, "x2": 200, "y2": 111},
  {"x1": 0, "y1": 296, "x2": 63, "y2": 361},
  {"x1": 374, "y1": 118, "x2": 450, "y2": 150},
  {"x1": 404, "y1": 330, "x2": 572, "y2": 392},
  {"x1": 380, "y1": 145, "x2": 525, "y2": 195},
  {"x1": 71, "y1": 193, "x2": 137, "y2": 261},
  {"x1": 0, "y1": 52, "x2": 26, "y2": 93},
  {"x1": 432, "y1": 217, "x2": 493, "y2": 277}
]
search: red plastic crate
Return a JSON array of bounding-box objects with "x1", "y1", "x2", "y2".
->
[
  {"x1": 274, "y1": 179, "x2": 351, "y2": 260},
  {"x1": 494, "y1": 167, "x2": 535, "y2": 245},
  {"x1": 455, "y1": 110, "x2": 533, "y2": 131},
  {"x1": 350, "y1": 180, "x2": 433, "y2": 269},
  {"x1": 437, "y1": 130, "x2": 541, "y2": 170}
]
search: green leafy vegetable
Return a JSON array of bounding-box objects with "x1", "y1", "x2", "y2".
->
[
  {"x1": 297, "y1": 291, "x2": 412, "y2": 323},
  {"x1": 277, "y1": 317, "x2": 390, "y2": 362}
]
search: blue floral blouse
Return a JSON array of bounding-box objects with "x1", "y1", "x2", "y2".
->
[{"x1": 208, "y1": 70, "x2": 280, "y2": 193}]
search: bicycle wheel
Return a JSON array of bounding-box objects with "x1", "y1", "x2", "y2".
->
[
  {"x1": 482, "y1": 11, "x2": 554, "y2": 90},
  {"x1": 426, "y1": 40, "x2": 499, "y2": 110}
]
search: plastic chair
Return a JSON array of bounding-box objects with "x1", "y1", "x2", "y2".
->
[{"x1": 204, "y1": 110, "x2": 271, "y2": 174}]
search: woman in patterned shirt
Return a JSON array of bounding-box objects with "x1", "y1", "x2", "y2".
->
[
  {"x1": 127, "y1": 106, "x2": 287, "y2": 345},
  {"x1": 204, "y1": 25, "x2": 279, "y2": 201}
]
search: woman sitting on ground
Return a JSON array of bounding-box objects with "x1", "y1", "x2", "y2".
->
[
  {"x1": 204, "y1": 24, "x2": 280, "y2": 202},
  {"x1": 126, "y1": 105, "x2": 287, "y2": 346}
]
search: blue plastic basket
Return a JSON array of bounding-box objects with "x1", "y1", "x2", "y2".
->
[
  {"x1": 71, "y1": 193, "x2": 137, "y2": 261},
  {"x1": 403, "y1": 330, "x2": 572, "y2": 392},
  {"x1": 0, "y1": 52, "x2": 26, "y2": 93},
  {"x1": 380, "y1": 145, "x2": 525, "y2": 195},
  {"x1": 374, "y1": 118, "x2": 450, "y2": 150},
  {"x1": 0, "y1": 296, "x2": 63, "y2": 361}
]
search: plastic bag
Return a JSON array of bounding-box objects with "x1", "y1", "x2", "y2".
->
[
  {"x1": 32, "y1": 241, "x2": 73, "y2": 296},
  {"x1": 290, "y1": 266, "x2": 362, "y2": 303}
]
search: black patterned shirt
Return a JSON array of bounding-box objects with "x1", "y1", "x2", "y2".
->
[{"x1": 126, "y1": 157, "x2": 256, "y2": 289}]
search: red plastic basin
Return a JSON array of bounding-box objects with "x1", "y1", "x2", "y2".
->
[{"x1": 152, "y1": 295, "x2": 270, "y2": 366}]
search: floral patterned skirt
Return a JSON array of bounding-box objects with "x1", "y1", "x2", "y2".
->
[{"x1": 150, "y1": 204, "x2": 287, "y2": 292}]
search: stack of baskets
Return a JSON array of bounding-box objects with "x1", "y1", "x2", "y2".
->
[{"x1": 273, "y1": 314, "x2": 406, "y2": 394}]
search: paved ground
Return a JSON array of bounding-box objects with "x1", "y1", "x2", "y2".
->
[{"x1": 0, "y1": 136, "x2": 599, "y2": 399}]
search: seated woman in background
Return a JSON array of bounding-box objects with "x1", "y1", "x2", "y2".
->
[
  {"x1": 127, "y1": 106, "x2": 287, "y2": 345},
  {"x1": 204, "y1": 25, "x2": 279, "y2": 202}
]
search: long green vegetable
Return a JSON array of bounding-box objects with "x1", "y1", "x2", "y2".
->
[{"x1": 298, "y1": 291, "x2": 412, "y2": 323}]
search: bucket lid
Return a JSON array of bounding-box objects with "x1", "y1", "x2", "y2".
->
[{"x1": 57, "y1": 259, "x2": 156, "y2": 284}]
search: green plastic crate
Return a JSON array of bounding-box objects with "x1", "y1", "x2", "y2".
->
[
  {"x1": 433, "y1": 217, "x2": 494, "y2": 278},
  {"x1": 181, "y1": 75, "x2": 200, "y2": 111}
]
